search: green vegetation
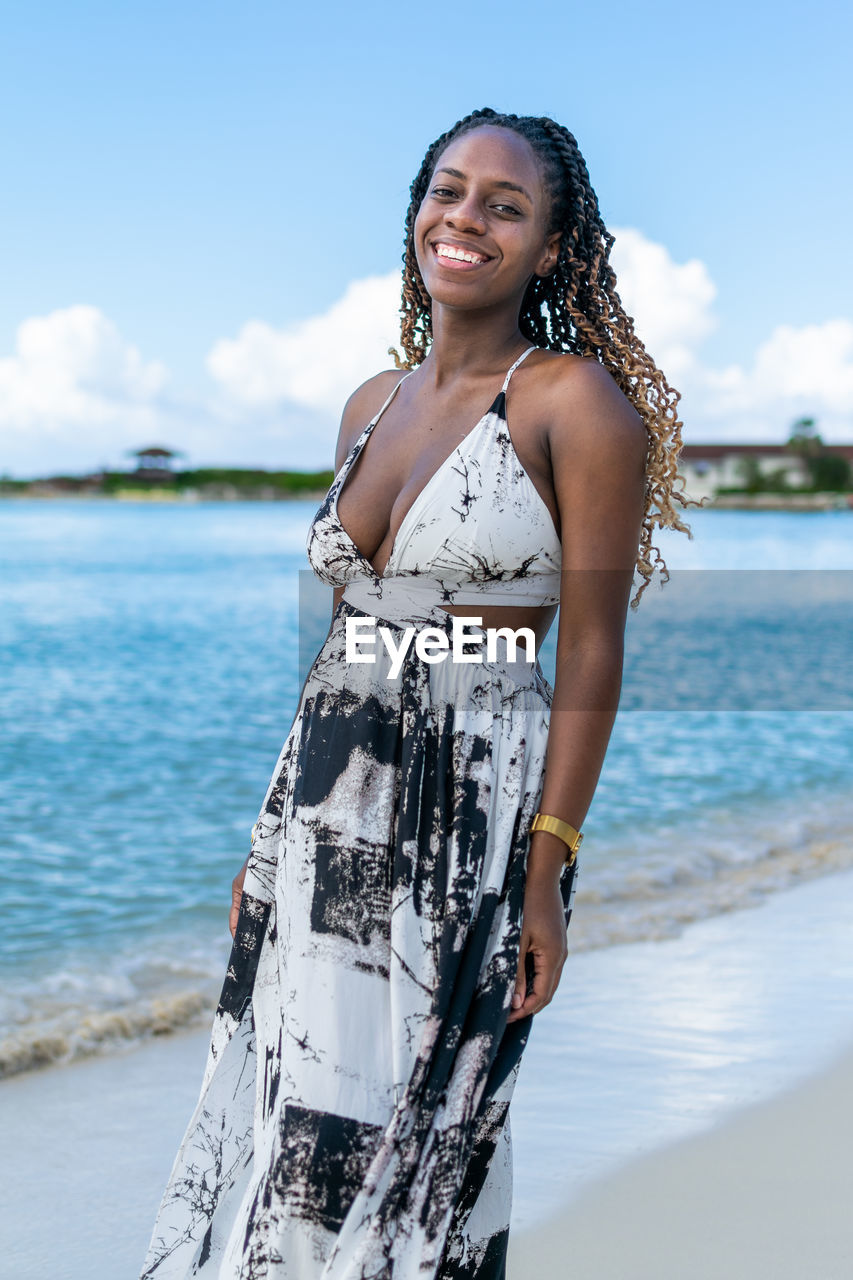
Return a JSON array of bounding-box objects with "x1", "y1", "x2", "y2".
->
[
  {"x1": 727, "y1": 457, "x2": 794, "y2": 494},
  {"x1": 786, "y1": 418, "x2": 851, "y2": 491},
  {"x1": 181, "y1": 468, "x2": 334, "y2": 492},
  {"x1": 5, "y1": 418, "x2": 850, "y2": 504},
  {"x1": 804, "y1": 453, "x2": 851, "y2": 491},
  {"x1": 717, "y1": 418, "x2": 851, "y2": 495},
  {"x1": 99, "y1": 467, "x2": 335, "y2": 495},
  {"x1": 1, "y1": 467, "x2": 336, "y2": 498}
]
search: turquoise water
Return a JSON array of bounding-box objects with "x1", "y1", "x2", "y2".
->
[{"x1": 2, "y1": 500, "x2": 852, "y2": 1074}]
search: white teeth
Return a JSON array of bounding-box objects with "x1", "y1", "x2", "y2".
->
[{"x1": 435, "y1": 243, "x2": 487, "y2": 264}]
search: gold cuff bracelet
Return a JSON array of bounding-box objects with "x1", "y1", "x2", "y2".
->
[{"x1": 529, "y1": 811, "x2": 583, "y2": 865}]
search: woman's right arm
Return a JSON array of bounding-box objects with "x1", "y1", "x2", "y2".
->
[
  {"x1": 228, "y1": 370, "x2": 405, "y2": 936},
  {"x1": 229, "y1": 581, "x2": 346, "y2": 936}
]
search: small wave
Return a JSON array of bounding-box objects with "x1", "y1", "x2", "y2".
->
[
  {"x1": 570, "y1": 823, "x2": 853, "y2": 952},
  {"x1": 0, "y1": 986, "x2": 216, "y2": 1080},
  {"x1": 3, "y1": 803, "x2": 852, "y2": 1081}
]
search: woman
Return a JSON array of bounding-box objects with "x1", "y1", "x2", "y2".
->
[{"x1": 140, "y1": 107, "x2": 693, "y2": 1279}]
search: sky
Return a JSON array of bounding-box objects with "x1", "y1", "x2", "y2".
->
[{"x1": 1, "y1": 0, "x2": 851, "y2": 476}]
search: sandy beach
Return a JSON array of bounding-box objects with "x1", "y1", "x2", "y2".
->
[
  {"x1": 508, "y1": 1039, "x2": 853, "y2": 1279},
  {"x1": 0, "y1": 1026, "x2": 210, "y2": 1280},
  {"x1": 3, "y1": 1015, "x2": 852, "y2": 1280},
  {"x1": 2, "y1": 866, "x2": 853, "y2": 1280}
]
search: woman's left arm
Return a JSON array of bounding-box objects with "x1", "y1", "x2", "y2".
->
[{"x1": 507, "y1": 358, "x2": 648, "y2": 1023}]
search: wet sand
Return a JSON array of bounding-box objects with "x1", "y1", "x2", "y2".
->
[
  {"x1": 509, "y1": 1037, "x2": 853, "y2": 1279},
  {"x1": 3, "y1": 867, "x2": 853, "y2": 1279}
]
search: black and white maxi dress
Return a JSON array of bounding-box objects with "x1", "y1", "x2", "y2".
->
[{"x1": 139, "y1": 344, "x2": 578, "y2": 1280}]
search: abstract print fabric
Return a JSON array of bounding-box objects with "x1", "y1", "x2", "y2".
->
[{"x1": 140, "y1": 345, "x2": 578, "y2": 1279}]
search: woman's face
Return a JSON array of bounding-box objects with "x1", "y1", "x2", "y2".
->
[{"x1": 413, "y1": 125, "x2": 561, "y2": 314}]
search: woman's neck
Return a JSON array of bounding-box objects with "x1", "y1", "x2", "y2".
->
[{"x1": 420, "y1": 306, "x2": 531, "y2": 386}]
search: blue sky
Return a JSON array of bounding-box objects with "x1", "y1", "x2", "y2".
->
[{"x1": 1, "y1": 0, "x2": 851, "y2": 475}]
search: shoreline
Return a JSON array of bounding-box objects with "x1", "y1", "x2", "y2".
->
[
  {"x1": 5, "y1": 809, "x2": 853, "y2": 1084},
  {"x1": 2, "y1": 490, "x2": 851, "y2": 510},
  {"x1": 3, "y1": 865, "x2": 853, "y2": 1278},
  {"x1": 0, "y1": 488, "x2": 332, "y2": 503}
]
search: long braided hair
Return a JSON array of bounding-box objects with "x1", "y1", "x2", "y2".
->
[{"x1": 389, "y1": 107, "x2": 702, "y2": 608}]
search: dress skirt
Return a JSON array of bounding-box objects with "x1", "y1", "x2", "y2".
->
[{"x1": 139, "y1": 592, "x2": 578, "y2": 1280}]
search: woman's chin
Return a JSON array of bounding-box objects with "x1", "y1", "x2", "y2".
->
[{"x1": 420, "y1": 278, "x2": 499, "y2": 310}]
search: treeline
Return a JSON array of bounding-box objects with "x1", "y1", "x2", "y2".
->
[
  {"x1": 0, "y1": 467, "x2": 336, "y2": 496},
  {"x1": 725, "y1": 453, "x2": 852, "y2": 495},
  {"x1": 718, "y1": 418, "x2": 852, "y2": 496},
  {"x1": 100, "y1": 467, "x2": 335, "y2": 494}
]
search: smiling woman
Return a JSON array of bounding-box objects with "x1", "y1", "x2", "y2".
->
[{"x1": 139, "y1": 107, "x2": 697, "y2": 1280}]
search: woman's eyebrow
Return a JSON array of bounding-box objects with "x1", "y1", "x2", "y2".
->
[{"x1": 435, "y1": 166, "x2": 533, "y2": 203}]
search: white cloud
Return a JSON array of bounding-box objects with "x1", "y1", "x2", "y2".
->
[
  {"x1": 607, "y1": 229, "x2": 853, "y2": 441},
  {"x1": 0, "y1": 306, "x2": 177, "y2": 474},
  {"x1": 2, "y1": 237, "x2": 852, "y2": 476},
  {"x1": 0, "y1": 304, "x2": 330, "y2": 476},
  {"x1": 0, "y1": 305, "x2": 168, "y2": 424},
  {"x1": 206, "y1": 272, "x2": 404, "y2": 418},
  {"x1": 695, "y1": 319, "x2": 853, "y2": 439},
  {"x1": 609, "y1": 226, "x2": 718, "y2": 380},
  {"x1": 204, "y1": 238, "x2": 720, "y2": 418},
  {"x1": 204, "y1": 231, "x2": 852, "y2": 445}
]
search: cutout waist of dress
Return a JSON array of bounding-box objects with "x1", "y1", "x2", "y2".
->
[{"x1": 341, "y1": 572, "x2": 562, "y2": 625}]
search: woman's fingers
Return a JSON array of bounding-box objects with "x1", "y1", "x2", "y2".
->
[
  {"x1": 509, "y1": 929, "x2": 531, "y2": 1016},
  {"x1": 517, "y1": 945, "x2": 550, "y2": 1019},
  {"x1": 506, "y1": 940, "x2": 567, "y2": 1023},
  {"x1": 229, "y1": 883, "x2": 242, "y2": 938},
  {"x1": 507, "y1": 876, "x2": 570, "y2": 1023},
  {"x1": 229, "y1": 858, "x2": 249, "y2": 937}
]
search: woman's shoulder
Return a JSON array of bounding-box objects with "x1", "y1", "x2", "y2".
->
[
  {"x1": 343, "y1": 366, "x2": 410, "y2": 415},
  {"x1": 337, "y1": 367, "x2": 411, "y2": 454},
  {"x1": 531, "y1": 351, "x2": 645, "y2": 446},
  {"x1": 530, "y1": 349, "x2": 628, "y2": 400}
]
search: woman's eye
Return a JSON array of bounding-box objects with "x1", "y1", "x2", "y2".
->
[{"x1": 429, "y1": 188, "x2": 521, "y2": 216}]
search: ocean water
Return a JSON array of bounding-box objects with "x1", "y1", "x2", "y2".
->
[{"x1": 1, "y1": 499, "x2": 852, "y2": 1076}]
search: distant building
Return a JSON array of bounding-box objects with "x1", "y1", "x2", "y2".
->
[
  {"x1": 128, "y1": 446, "x2": 183, "y2": 480},
  {"x1": 678, "y1": 443, "x2": 853, "y2": 501}
]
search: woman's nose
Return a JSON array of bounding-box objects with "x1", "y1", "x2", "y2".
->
[{"x1": 444, "y1": 199, "x2": 486, "y2": 233}]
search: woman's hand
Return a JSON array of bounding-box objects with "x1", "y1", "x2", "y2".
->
[
  {"x1": 506, "y1": 864, "x2": 569, "y2": 1024},
  {"x1": 230, "y1": 856, "x2": 250, "y2": 938}
]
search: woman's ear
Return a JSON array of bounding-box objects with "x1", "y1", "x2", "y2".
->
[{"x1": 537, "y1": 231, "x2": 562, "y2": 277}]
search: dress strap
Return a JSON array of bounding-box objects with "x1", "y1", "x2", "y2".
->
[
  {"x1": 370, "y1": 369, "x2": 415, "y2": 427},
  {"x1": 501, "y1": 344, "x2": 538, "y2": 393}
]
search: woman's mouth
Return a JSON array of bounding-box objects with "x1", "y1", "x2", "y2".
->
[{"x1": 431, "y1": 241, "x2": 493, "y2": 271}]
